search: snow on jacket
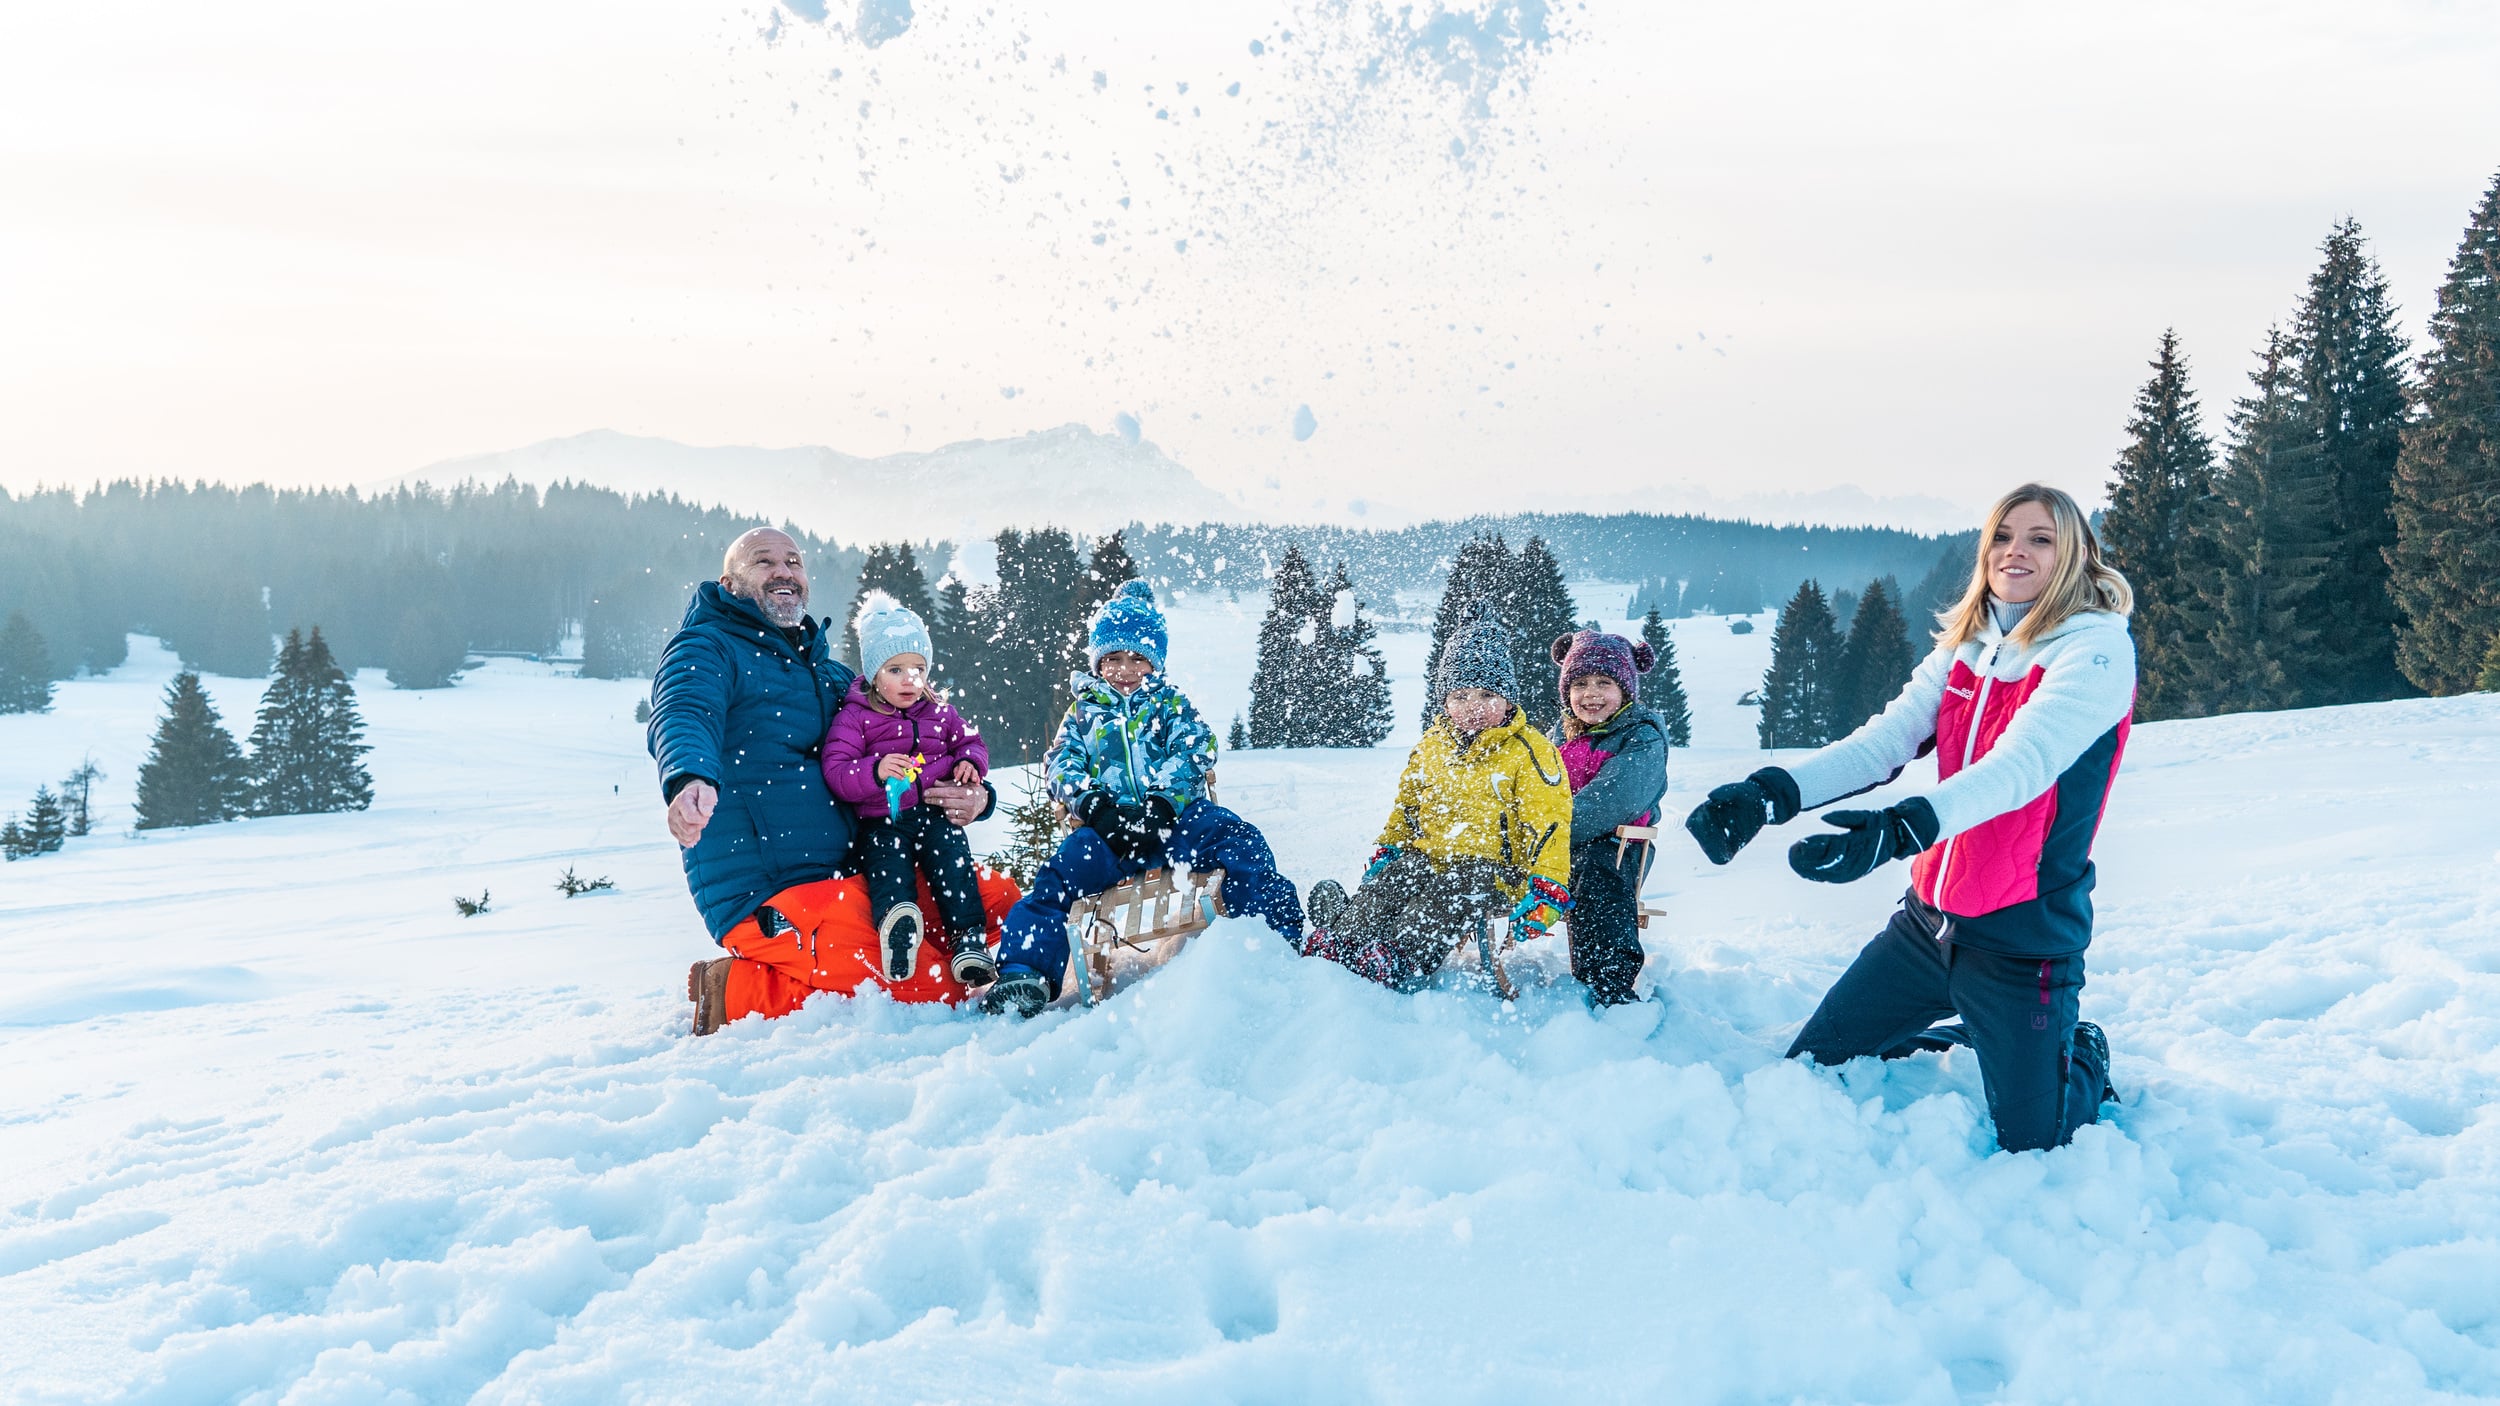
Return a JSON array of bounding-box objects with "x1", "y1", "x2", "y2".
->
[
  {"x1": 1377, "y1": 710, "x2": 1574, "y2": 897},
  {"x1": 1782, "y1": 608, "x2": 2136, "y2": 958},
  {"x1": 1560, "y1": 702, "x2": 1668, "y2": 853},
  {"x1": 819, "y1": 678, "x2": 991, "y2": 821},
  {"x1": 648, "y1": 581, "x2": 858, "y2": 943},
  {"x1": 1044, "y1": 671, "x2": 1216, "y2": 811}
]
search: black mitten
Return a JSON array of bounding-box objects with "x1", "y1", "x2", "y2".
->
[
  {"x1": 1145, "y1": 794, "x2": 1178, "y2": 835},
  {"x1": 1684, "y1": 767, "x2": 1802, "y2": 865},
  {"x1": 1102, "y1": 802, "x2": 1159, "y2": 862},
  {"x1": 1787, "y1": 798, "x2": 1940, "y2": 885},
  {"x1": 1073, "y1": 790, "x2": 1118, "y2": 833}
]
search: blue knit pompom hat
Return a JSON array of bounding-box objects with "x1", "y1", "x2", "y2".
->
[
  {"x1": 1088, "y1": 578, "x2": 1168, "y2": 671},
  {"x1": 853, "y1": 590, "x2": 933, "y2": 681}
]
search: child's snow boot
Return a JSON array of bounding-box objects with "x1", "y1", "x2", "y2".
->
[
  {"x1": 2075, "y1": 1020, "x2": 2117, "y2": 1104},
  {"x1": 687, "y1": 958, "x2": 733, "y2": 1036},
  {"x1": 979, "y1": 965, "x2": 1051, "y2": 1019},
  {"x1": 878, "y1": 902, "x2": 925, "y2": 982},
  {"x1": 949, "y1": 932, "x2": 999, "y2": 988},
  {"x1": 1305, "y1": 879, "x2": 1349, "y2": 932}
]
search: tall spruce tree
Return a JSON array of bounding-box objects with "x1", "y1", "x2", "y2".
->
[
  {"x1": 929, "y1": 574, "x2": 979, "y2": 700},
  {"x1": 1759, "y1": 581, "x2": 1842, "y2": 749},
  {"x1": 135, "y1": 671, "x2": 249, "y2": 829},
  {"x1": 247, "y1": 627, "x2": 374, "y2": 816},
  {"x1": 1421, "y1": 533, "x2": 1517, "y2": 725},
  {"x1": 2389, "y1": 171, "x2": 2500, "y2": 695},
  {"x1": 984, "y1": 528, "x2": 1084, "y2": 761},
  {"x1": 1309, "y1": 563, "x2": 1395, "y2": 747},
  {"x1": 1833, "y1": 579, "x2": 1916, "y2": 733},
  {"x1": 0, "y1": 609, "x2": 52, "y2": 713},
  {"x1": 1248, "y1": 547, "x2": 1326, "y2": 748},
  {"x1": 2179, "y1": 329, "x2": 2334, "y2": 715},
  {"x1": 385, "y1": 601, "x2": 467, "y2": 689},
  {"x1": 1507, "y1": 536, "x2": 1581, "y2": 730},
  {"x1": 2293, "y1": 218, "x2": 2414, "y2": 703},
  {"x1": 2101, "y1": 329, "x2": 2221, "y2": 720},
  {"x1": 1640, "y1": 606, "x2": 1693, "y2": 747}
]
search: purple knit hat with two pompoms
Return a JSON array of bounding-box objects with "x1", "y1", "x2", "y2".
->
[{"x1": 1550, "y1": 630, "x2": 1656, "y2": 708}]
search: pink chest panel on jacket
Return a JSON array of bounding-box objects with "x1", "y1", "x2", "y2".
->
[{"x1": 1911, "y1": 661, "x2": 2059, "y2": 915}]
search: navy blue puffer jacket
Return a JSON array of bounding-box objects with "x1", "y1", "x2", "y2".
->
[{"x1": 647, "y1": 582, "x2": 858, "y2": 941}]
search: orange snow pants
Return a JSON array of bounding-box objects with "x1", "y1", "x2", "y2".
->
[{"x1": 719, "y1": 870, "x2": 1025, "y2": 1022}]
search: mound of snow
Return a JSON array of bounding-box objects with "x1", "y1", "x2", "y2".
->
[{"x1": 2, "y1": 625, "x2": 2497, "y2": 1401}]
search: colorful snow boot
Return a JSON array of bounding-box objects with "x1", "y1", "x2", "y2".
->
[
  {"x1": 949, "y1": 932, "x2": 999, "y2": 988},
  {"x1": 878, "y1": 902, "x2": 925, "y2": 982},
  {"x1": 2075, "y1": 1020, "x2": 2117, "y2": 1104},
  {"x1": 688, "y1": 957, "x2": 733, "y2": 1036},
  {"x1": 979, "y1": 965, "x2": 1051, "y2": 1019},
  {"x1": 1304, "y1": 879, "x2": 1349, "y2": 932}
]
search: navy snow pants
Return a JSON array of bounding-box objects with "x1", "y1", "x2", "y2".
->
[
  {"x1": 858, "y1": 806, "x2": 988, "y2": 940},
  {"x1": 1786, "y1": 892, "x2": 2107, "y2": 1153},
  {"x1": 995, "y1": 800, "x2": 1302, "y2": 994},
  {"x1": 1566, "y1": 840, "x2": 1648, "y2": 1007}
]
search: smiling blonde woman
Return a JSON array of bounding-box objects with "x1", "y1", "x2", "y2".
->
[{"x1": 1683, "y1": 483, "x2": 2136, "y2": 1153}]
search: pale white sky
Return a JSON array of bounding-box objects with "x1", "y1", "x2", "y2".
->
[{"x1": 3, "y1": 1, "x2": 2495, "y2": 524}]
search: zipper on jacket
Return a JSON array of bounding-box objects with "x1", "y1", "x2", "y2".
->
[
  {"x1": 1932, "y1": 633, "x2": 2005, "y2": 903},
  {"x1": 1116, "y1": 687, "x2": 1143, "y2": 803}
]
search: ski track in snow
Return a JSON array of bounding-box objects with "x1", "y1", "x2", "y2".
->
[{"x1": 2, "y1": 614, "x2": 2497, "y2": 1403}]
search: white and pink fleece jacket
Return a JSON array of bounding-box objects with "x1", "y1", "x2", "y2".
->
[{"x1": 1785, "y1": 608, "x2": 2137, "y2": 957}]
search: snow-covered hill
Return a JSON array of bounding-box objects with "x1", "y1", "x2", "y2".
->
[
  {"x1": 2, "y1": 619, "x2": 2497, "y2": 1402},
  {"x1": 394, "y1": 426, "x2": 1252, "y2": 544}
]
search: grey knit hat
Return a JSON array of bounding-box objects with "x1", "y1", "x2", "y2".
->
[
  {"x1": 1433, "y1": 616, "x2": 1517, "y2": 704},
  {"x1": 853, "y1": 590, "x2": 933, "y2": 681}
]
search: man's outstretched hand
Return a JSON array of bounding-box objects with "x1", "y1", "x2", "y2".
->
[{"x1": 667, "y1": 779, "x2": 718, "y2": 848}]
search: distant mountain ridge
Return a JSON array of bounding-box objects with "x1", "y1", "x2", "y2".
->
[{"x1": 392, "y1": 426, "x2": 1252, "y2": 545}]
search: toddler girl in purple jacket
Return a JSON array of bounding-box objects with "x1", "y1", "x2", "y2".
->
[{"x1": 821, "y1": 592, "x2": 995, "y2": 988}]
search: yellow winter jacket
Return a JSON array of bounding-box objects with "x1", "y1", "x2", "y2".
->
[{"x1": 1377, "y1": 711, "x2": 1573, "y2": 896}]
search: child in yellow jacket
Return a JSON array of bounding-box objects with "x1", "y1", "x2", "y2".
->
[{"x1": 1300, "y1": 618, "x2": 1573, "y2": 990}]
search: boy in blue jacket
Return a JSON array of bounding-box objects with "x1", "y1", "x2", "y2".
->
[{"x1": 983, "y1": 580, "x2": 1304, "y2": 1016}]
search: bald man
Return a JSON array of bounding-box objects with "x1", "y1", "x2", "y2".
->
[{"x1": 648, "y1": 527, "x2": 1017, "y2": 1032}]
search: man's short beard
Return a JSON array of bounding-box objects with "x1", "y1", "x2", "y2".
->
[{"x1": 745, "y1": 575, "x2": 808, "y2": 627}]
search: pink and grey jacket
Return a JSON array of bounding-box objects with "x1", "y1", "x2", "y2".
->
[
  {"x1": 1784, "y1": 608, "x2": 2136, "y2": 958},
  {"x1": 820, "y1": 679, "x2": 991, "y2": 821}
]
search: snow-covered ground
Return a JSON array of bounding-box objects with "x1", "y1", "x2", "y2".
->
[{"x1": 3, "y1": 613, "x2": 2497, "y2": 1403}]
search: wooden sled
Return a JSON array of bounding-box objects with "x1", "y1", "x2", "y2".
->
[
  {"x1": 1452, "y1": 825, "x2": 1668, "y2": 1002},
  {"x1": 1060, "y1": 865, "x2": 1227, "y2": 1005}
]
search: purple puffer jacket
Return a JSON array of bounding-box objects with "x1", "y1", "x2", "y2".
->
[{"x1": 820, "y1": 679, "x2": 991, "y2": 820}]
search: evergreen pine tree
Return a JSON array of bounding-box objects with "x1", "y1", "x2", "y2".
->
[
  {"x1": 1640, "y1": 606, "x2": 1693, "y2": 747},
  {"x1": 1309, "y1": 563, "x2": 1395, "y2": 747},
  {"x1": 385, "y1": 602, "x2": 467, "y2": 689},
  {"x1": 185, "y1": 574, "x2": 275, "y2": 678},
  {"x1": 2389, "y1": 170, "x2": 2500, "y2": 695},
  {"x1": 1759, "y1": 581, "x2": 1842, "y2": 749},
  {"x1": 248, "y1": 628, "x2": 374, "y2": 815},
  {"x1": 135, "y1": 671, "x2": 248, "y2": 829},
  {"x1": 1833, "y1": 579, "x2": 1916, "y2": 733},
  {"x1": 1228, "y1": 715, "x2": 1249, "y2": 751},
  {"x1": 23, "y1": 785, "x2": 66, "y2": 854},
  {"x1": 2292, "y1": 218, "x2": 2414, "y2": 703},
  {"x1": 2178, "y1": 329, "x2": 2334, "y2": 716},
  {"x1": 2101, "y1": 329, "x2": 2221, "y2": 720},
  {"x1": 579, "y1": 569, "x2": 686, "y2": 681},
  {"x1": 0, "y1": 610, "x2": 52, "y2": 714},
  {"x1": 1507, "y1": 537, "x2": 1580, "y2": 730},
  {"x1": 1248, "y1": 547, "x2": 1325, "y2": 747},
  {"x1": 981, "y1": 771, "x2": 1065, "y2": 888},
  {"x1": 0, "y1": 816, "x2": 25, "y2": 861},
  {"x1": 2480, "y1": 634, "x2": 2500, "y2": 692},
  {"x1": 60, "y1": 757, "x2": 101, "y2": 836},
  {"x1": 1421, "y1": 534, "x2": 1516, "y2": 726},
  {"x1": 985, "y1": 528, "x2": 1083, "y2": 761}
]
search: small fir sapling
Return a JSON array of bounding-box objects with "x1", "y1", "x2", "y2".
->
[
  {"x1": 556, "y1": 866, "x2": 616, "y2": 897},
  {"x1": 454, "y1": 890, "x2": 492, "y2": 917},
  {"x1": 983, "y1": 772, "x2": 1063, "y2": 888}
]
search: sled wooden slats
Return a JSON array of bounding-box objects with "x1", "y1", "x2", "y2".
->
[
  {"x1": 1064, "y1": 865, "x2": 1227, "y2": 1004},
  {"x1": 1612, "y1": 824, "x2": 1670, "y2": 931}
]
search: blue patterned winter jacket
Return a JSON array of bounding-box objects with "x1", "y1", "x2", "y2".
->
[{"x1": 1044, "y1": 671, "x2": 1216, "y2": 812}]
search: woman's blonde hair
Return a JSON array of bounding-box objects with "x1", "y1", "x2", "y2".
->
[{"x1": 1936, "y1": 483, "x2": 2132, "y2": 648}]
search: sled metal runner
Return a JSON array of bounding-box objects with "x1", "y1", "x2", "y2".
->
[{"x1": 1061, "y1": 865, "x2": 1227, "y2": 1005}]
